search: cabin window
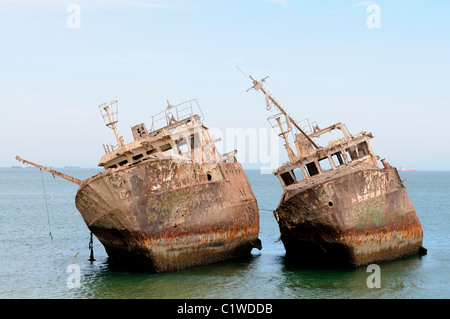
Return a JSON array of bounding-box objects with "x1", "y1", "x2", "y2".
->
[
  {"x1": 178, "y1": 144, "x2": 189, "y2": 154},
  {"x1": 357, "y1": 141, "x2": 369, "y2": 157},
  {"x1": 318, "y1": 157, "x2": 332, "y2": 172},
  {"x1": 292, "y1": 168, "x2": 304, "y2": 182},
  {"x1": 346, "y1": 146, "x2": 358, "y2": 161},
  {"x1": 146, "y1": 149, "x2": 156, "y2": 155},
  {"x1": 331, "y1": 152, "x2": 344, "y2": 167},
  {"x1": 160, "y1": 144, "x2": 173, "y2": 153},
  {"x1": 280, "y1": 171, "x2": 295, "y2": 186},
  {"x1": 132, "y1": 154, "x2": 144, "y2": 161},
  {"x1": 306, "y1": 162, "x2": 319, "y2": 177},
  {"x1": 118, "y1": 159, "x2": 128, "y2": 166},
  {"x1": 176, "y1": 138, "x2": 189, "y2": 155}
]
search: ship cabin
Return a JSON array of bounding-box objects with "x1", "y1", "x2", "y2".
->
[
  {"x1": 97, "y1": 99, "x2": 230, "y2": 169},
  {"x1": 274, "y1": 121, "x2": 379, "y2": 190}
]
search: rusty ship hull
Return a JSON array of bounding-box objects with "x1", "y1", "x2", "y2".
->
[
  {"x1": 246, "y1": 74, "x2": 424, "y2": 267},
  {"x1": 275, "y1": 163, "x2": 423, "y2": 267},
  {"x1": 75, "y1": 158, "x2": 260, "y2": 272},
  {"x1": 17, "y1": 98, "x2": 261, "y2": 272}
]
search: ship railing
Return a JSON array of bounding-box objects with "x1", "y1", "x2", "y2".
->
[
  {"x1": 150, "y1": 99, "x2": 204, "y2": 132},
  {"x1": 102, "y1": 142, "x2": 118, "y2": 154},
  {"x1": 267, "y1": 114, "x2": 316, "y2": 137},
  {"x1": 298, "y1": 118, "x2": 314, "y2": 135},
  {"x1": 267, "y1": 112, "x2": 293, "y2": 137}
]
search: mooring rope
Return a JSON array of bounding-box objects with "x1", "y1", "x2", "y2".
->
[{"x1": 40, "y1": 168, "x2": 53, "y2": 240}]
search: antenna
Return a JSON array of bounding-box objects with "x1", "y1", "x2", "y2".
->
[
  {"x1": 246, "y1": 75, "x2": 320, "y2": 152},
  {"x1": 236, "y1": 65, "x2": 248, "y2": 78},
  {"x1": 247, "y1": 75, "x2": 269, "y2": 93},
  {"x1": 99, "y1": 100, "x2": 124, "y2": 147}
]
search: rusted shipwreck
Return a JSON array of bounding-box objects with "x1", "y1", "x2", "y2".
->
[
  {"x1": 17, "y1": 99, "x2": 260, "y2": 272},
  {"x1": 247, "y1": 75, "x2": 425, "y2": 267}
]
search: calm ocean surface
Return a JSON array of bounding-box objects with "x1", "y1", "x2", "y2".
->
[{"x1": 0, "y1": 168, "x2": 449, "y2": 299}]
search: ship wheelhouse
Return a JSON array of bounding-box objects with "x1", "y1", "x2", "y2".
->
[
  {"x1": 97, "y1": 99, "x2": 230, "y2": 170},
  {"x1": 274, "y1": 121, "x2": 379, "y2": 190}
]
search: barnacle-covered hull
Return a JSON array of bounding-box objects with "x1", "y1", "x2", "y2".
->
[
  {"x1": 275, "y1": 164, "x2": 424, "y2": 267},
  {"x1": 75, "y1": 158, "x2": 260, "y2": 272}
]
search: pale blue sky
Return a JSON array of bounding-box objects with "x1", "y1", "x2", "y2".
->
[{"x1": 1, "y1": 0, "x2": 449, "y2": 170}]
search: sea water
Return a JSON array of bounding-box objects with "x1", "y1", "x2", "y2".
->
[{"x1": 0, "y1": 168, "x2": 449, "y2": 299}]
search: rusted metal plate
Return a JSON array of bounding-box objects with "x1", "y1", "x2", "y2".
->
[
  {"x1": 247, "y1": 74, "x2": 424, "y2": 267},
  {"x1": 16, "y1": 99, "x2": 261, "y2": 272},
  {"x1": 75, "y1": 159, "x2": 260, "y2": 272},
  {"x1": 275, "y1": 165, "x2": 424, "y2": 267}
]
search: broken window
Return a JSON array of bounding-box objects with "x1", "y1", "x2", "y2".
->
[
  {"x1": 280, "y1": 171, "x2": 295, "y2": 186},
  {"x1": 306, "y1": 162, "x2": 320, "y2": 177},
  {"x1": 292, "y1": 168, "x2": 304, "y2": 182},
  {"x1": 318, "y1": 157, "x2": 332, "y2": 172},
  {"x1": 357, "y1": 141, "x2": 369, "y2": 157},
  {"x1": 118, "y1": 159, "x2": 128, "y2": 166},
  {"x1": 176, "y1": 138, "x2": 190, "y2": 155},
  {"x1": 331, "y1": 151, "x2": 344, "y2": 166},
  {"x1": 346, "y1": 146, "x2": 358, "y2": 161},
  {"x1": 160, "y1": 144, "x2": 173, "y2": 153},
  {"x1": 178, "y1": 143, "x2": 189, "y2": 154}
]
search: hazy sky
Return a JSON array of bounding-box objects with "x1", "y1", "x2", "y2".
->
[{"x1": 1, "y1": 0, "x2": 449, "y2": 170}]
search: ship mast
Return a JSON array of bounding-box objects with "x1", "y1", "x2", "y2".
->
[
  {"x1": 247, "y1": 75, "x2": 319, "y2": 161},
  {"x1": 99, "y1": 100, "x2": 124, "y2": 148}
]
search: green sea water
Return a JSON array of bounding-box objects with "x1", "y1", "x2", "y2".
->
[{"x1": 0, "y1": 168, "x2": 449, "y2": 299}]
